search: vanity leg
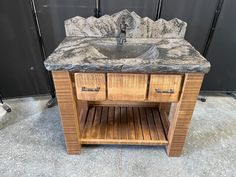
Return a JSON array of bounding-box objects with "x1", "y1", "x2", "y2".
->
[
  {"x1": 166, "y1": 73, "x2": 204, "y2": 157},
  {"x1": 52, "y1": 71, "x2": 81, "y2": 154}
]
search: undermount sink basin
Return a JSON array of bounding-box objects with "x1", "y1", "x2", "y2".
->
[{"x1": 91, "y1": 42, "x2": 159, "y2": 59}]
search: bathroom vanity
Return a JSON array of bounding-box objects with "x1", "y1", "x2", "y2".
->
[{"x1": 44, "y1": 10, "x2": 210, "y2": 157}]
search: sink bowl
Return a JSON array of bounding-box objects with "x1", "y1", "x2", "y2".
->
[{"x1": 91, "y1": 42, "x2": 158, "y2": 59}]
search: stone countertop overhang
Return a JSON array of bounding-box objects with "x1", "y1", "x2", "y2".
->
[
  {"x1": 44, "y1": 10, "x2": 210, "y2": 74},
  {"x1": 44, "y1": 37, "x2": 210, "y2": 73}
]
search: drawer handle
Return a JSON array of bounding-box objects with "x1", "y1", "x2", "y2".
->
[
  {"x1": 81, "y1": 87, "x2": 100, "y2": 92},
  {"x1": 155, "y1": 88, "x2": 174, "y2": 94}
]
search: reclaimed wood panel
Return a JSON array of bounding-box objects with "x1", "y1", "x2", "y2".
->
[
  {"x1": 74, "y1": 73, "x2": 106, "y2": 100},
  {"x1": 148, "y1": 74, "x2": 183, "y2": 102},
  {"x1": 107, "y1": 73, "x2": 148, "y2": 101}
]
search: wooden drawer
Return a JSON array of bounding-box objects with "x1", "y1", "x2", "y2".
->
[
  {"x1": 148, "y1": 74, "x2": 182, "y2": 102},
  {"x1": 107, "y1": 73, "x2": 148, "y2": 101},
  {"x1": 74, "y1": 73, "x2": 106, "y2": 100}
]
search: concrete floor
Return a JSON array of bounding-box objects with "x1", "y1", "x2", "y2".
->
[{"x1": 0, "y1": 94, "x2": 236, "y2": 177}]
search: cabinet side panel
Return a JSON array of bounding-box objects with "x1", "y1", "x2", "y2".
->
[{"x1": 52, "y1": 71, "x2": 81, "y2": 154}]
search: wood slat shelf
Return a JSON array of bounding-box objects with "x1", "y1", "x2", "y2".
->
[{"x1": 79, "y1": 105, "x2": 168, "y2": 145}]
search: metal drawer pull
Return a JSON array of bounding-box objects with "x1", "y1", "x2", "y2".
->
[
  {"x1": 81, "y1": 87, "x2": 100, "y2": 92},
  {"x1": 155, "y1": 88, "x2": 174, "y2": 94}
]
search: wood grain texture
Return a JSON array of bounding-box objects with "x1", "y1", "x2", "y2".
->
[
  {"x1": 166, "y1": 73, "x2": 204, "y2": 157},
  {"x1": 159, "y1": 103, "x2": 171, "y2": 114},
  {"x1": 89, "y1": 100, "x2": 159, "y2": 107},
  {"x1": 80, "y1": 105, "x2": 168, "y2": 145},
  {"x1": 52, "y1": 71, "x2": 81, "y2": 154},
  {"x1": 148, "y1": 74, "x2": 183, "y2": 102},
  {"x1": 74, "y1": 73, "x2": 106, "y2": 100},
  {"x1": 107, "y1": 73, "x2": 148, "y2": 101},
  {"x1": 159, "y1": 109, "x2": 170, "y2": 136}
]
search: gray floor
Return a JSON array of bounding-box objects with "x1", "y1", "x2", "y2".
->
[{"x1": 0, "y1": 94, "x2": 236, "y2": 177}]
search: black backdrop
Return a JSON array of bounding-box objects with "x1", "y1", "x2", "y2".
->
[
  {"x1": 0, "y1": 0, "x2": 236, "y2": 98},
  {"x1": 0, "y1": 0, "x2": 50, "y2": 97}
]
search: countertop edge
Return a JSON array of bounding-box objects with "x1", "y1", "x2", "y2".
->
[{"x1": 44, "y1": 62, "x2": 211, "y2": 74}]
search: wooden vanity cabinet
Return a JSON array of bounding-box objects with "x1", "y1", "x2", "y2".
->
[{"x1": 52, "y1": 71, "x2": 204, "y2": 157}]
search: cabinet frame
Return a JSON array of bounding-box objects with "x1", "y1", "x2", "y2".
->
[{"x1": 52, "y1": 71, "x2": 204, "y2": 157}]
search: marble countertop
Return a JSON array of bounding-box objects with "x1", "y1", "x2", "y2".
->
[{"x1": 44, "y1": 37, "x2": 210, "y2": 73}]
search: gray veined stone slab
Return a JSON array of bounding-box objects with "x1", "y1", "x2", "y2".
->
[
  {"x1": 44, "y1": 10, "x2": 210, "y2": 73},
  {"x1": 44, "y1": 37, "x2": 210, "y2": 73},
  {"x1": 65, "y1": 9, "x2": 187, "y2": 39}
]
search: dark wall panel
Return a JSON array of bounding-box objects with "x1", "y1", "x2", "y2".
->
[
  {"x1": 160, "y1": 0, "x2": 218, "y2": 53},
  {"x1": 202, "y1": 0, "x2": 236, "y2": 91},
  {"x1": 100, "y1": 0, "x2": 158, "y2": 19},
  {"x1": 35, "y1": 0, "x2": 94, "y2": 56},
  {"x1": 0, "y1": 0, "x2": 49, "y2": 97}
]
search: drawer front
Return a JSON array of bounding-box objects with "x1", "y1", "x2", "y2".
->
[
  {"x1": 74, "y1": 73, "x2": 106, "y2": 100},
  {"x1": 107, "y1": 73, "x2": 148, "y2": 101},
  {"x1": 148, "y1": 74, "x2": 182, "y2": 102}
]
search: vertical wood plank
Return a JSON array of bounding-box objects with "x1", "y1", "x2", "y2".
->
[
  {"x1": 139, "y1": 108, "x2": 151, "y2": 140},
  {"x1": 133, "y1": 107, "x2": 143, "y2": 140},
  {"x1": 145, "y1": 108, "x2": 158, "y2": 140},
  {"x1": 113, "y1": 107, "x2": 120, "y2": 139},
  {"x1": 127, "y1": 107, "x2": 135, "y2": 140},
  {"x1": 79, "y1": 106, "x2": 88, "y2": 132},
  {"x1": 91, "y1": 106, "x2": 102, "y2": 139},
  {"x1": 98, "y1": 107, "x2": 108, "y2": 139},
  {"x1": 82, "y1": 107, "x2": 95, "y2": 138},
  {"x1": 152, "y1": 109, "x2": 166, "y2": 141},
  {"x1": 120, "y1": 107, "x2": 128, "y2": 139},
  {"x1": 159, "y1": 109, "x2": 170, "y2": 135},
  {"x1": 52, "y1": 71, "x2": 81, "y2": 154},
  {"x1": 106, "y1": 107, "x2": 115, "y2": 139},
  {"x1": 167, "y1": 73, "x2": 204, "y2": 156}
]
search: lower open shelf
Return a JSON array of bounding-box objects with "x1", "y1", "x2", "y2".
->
[{"x1": 80, "y1": 105, "x2": 168, "y2": 146}]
